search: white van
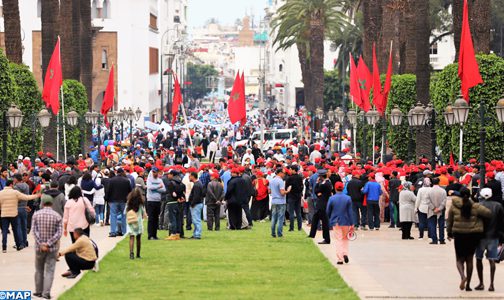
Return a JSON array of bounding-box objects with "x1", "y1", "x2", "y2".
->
[{"x1": 236, "y1": 129, "x2": 298, "y2": 150}]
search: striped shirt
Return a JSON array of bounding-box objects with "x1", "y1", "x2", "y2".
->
[{"x1": 32, "y1": 207, "x2": 63, "y2": 252}]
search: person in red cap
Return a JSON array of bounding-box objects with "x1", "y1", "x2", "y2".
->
[
  {"x1": 346, "y1": 171, "x2": 366, "y2": 230},
  {"x1": 362, "y1": 172, "x2": 383, "y2": 230},
  {"x1": 224, "y1": 168, "x2": 246, "y2": 229},
  {"x1": 483, "y1": 171, "x2": 502, "y2": 204},
  {"x1": 308, "y1": 169, "x2": 332, "y2": 244},
  {"x1": 251, "y1": 171, "x2": 269, "y2": 222},
  {"x1": 327, "y1": 181, "x2": 354, "y2": 264}
]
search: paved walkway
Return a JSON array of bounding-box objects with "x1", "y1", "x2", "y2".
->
[
  {"x1": 308, "y1": 226, "x2": 504, "y2": 299},
  {"x1": 0, "y1": 224, "x2": 123, "y2": 298}
]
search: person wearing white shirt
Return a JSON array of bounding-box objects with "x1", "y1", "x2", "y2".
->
[
  {"x1": 241, "y1": 149, "x2": 255, "y2": 166},
  {"x1": 208, "y1": 139, "x2": 218, "y2": 163}
]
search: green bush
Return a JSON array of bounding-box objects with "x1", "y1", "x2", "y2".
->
[
  {"x1": 62, "y1": 80, "x2": 89, "y2": 157},
  {"x1": 431, "y1": 54, "x2": 504, "y2": 162},
  {"x1": 8, "y1": 63, "x2": 43, "y2": 162}
]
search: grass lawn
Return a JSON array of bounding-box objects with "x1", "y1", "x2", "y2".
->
[{"x1": 59, "y1": 222, "x2": 357, "y2": 300}]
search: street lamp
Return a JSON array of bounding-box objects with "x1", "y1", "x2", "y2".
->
[
  {"x1": 66, "y1": 110, "x2": 79, "y2": 127},
  {"x1": 327, "y1": 109, "x2": 334, "y2": 150},
  {"x1": 359, "y1": 111, "x2": 367, "y2": 160},
  {"x1": 37, "y1": 109, "x2": 51, "y2": 128},
  {"x1": 390, "y1": 106, "x2": 403, "y2": 126},
  {"x1": 443, "y1": 105, "x2": 456, "y2": 126},
  {"x1": 452, "y1": 95, "x2": 470, "y2": 161},
  {"x1": 365, "y1": 109, "x2": 379, "y2": 165},
  {"x1": 347, "y1": 109, "x2": 358, "y2": 156},
  {"x1": 411, "y1": 102, "x2": 426, "y2": 127},
  {"x1": 135, "y1": 107, "x2": 142, "y2": 122},
  {"x1": 107, "y1": 111, "x2": 116, "y2": 140},
  {"x1": 7, "y1": 105, "x2": 23, "y2": 128},
  {"x1": 335, "y1": 107, "x2": 345, "y2": 152},
  {"x1": 496, "y1": 96, "x2": 504, "y2": 124}
]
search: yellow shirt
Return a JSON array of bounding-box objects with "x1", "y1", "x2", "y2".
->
[{"x1": 61, "y1": 235, "x2": 97, "y2": 261}]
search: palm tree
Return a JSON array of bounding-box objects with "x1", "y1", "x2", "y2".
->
[
  {"x1": 453, "y1": 0, "x2": 491, "y2": 59},
  {"x1": 415, "y1": 0, "x2": 431, "y2": 161},
  {"x1": 71, "y1": 0, "x2": 81, "y2": 80},
  {"x1": 60, "y1": 0, "x2": 74, "y2": 79},
  {"x1": 362, "y1": 0, "x2": 382, "y2": 67},
  {"x1": 2, "y1": 0, "x2": 22, "y2": 63},
  {"x1": 80, "y1": 0, "x2": 93, "y2": 109},
  {"x1": 41, "y1": 0, "x2": 59, "y2": 80},
  {"x1": 271, "y1": 0, "x2": 347, "y2": 111}
]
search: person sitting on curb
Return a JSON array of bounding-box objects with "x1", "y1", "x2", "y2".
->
[{"x1": 59, "y1": 227, "x2": 97, "y2": 279}]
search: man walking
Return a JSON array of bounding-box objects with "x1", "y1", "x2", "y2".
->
[
  {"x1": 32, "y1": 196, "x2": 63, "y2": 299},
  {"x1": 270, "y1": 169, "x2": 290, "y2": 238},
  {"x1": 188, "y1": 172, "x2": 204, "y2": 239},
  {"x1": 105, "y1": 168, "x2": 132, "y2": 237},
  {"x1": 309, "y1": 169, "x2": 332, "y2": 244},
  {"x1": 363, "y1": 173, "x2": 383, "y2": 230},
  {"x1": 327, "y1": 182, "x2": 354, "y2": 264},
  {"x1": 388, "y1": 171, "x2": 401, "y2": 228},
  {"x1": 346, "y1": 171, "x2": 366, "y2": 230},
  {"x1": 165, "y1": 170, "x2": 185, "y2": 240},
  {"x1": 146, "y1": 167, "x2": 166, "y2": 240},
  {"x1": 285, "y1": 165, "x2": 303, "y2": 231},
  {"x1": 225, "y1": 168, "x2": 246, "y2": 229},
  {"x1": 428, "y1": 177, "x2": 447, "y2": 244}
]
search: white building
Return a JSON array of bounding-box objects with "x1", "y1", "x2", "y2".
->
[{"x1": 0, "y1": 0, "x2": 188, "y2": 123}]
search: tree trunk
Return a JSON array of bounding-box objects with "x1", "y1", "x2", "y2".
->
[
  {"x1": 415, "y1": 0, "x2": 431, "y2": 162},
  {"x1": 72, "y1": 0, "x2": 81, "y2": 80},
  {"x1": 42, "y1": 0, "x2": 60, "y2": 80},
  {"x1": 380, "y1": 0, "x2": 402, "y2": 73},
  {"x1": 399, "y1": 0, "x2": 416, "y2": 74},
  {"x1": 297, "y1": 42, "x2": 312, "y2": 111},
  {"x1": 80, "y1": 0, "x2": 93, "y2": 110},
  {"x1": 3, "y1": 0, "x2": 23, "y2": 64},
  {"x1": 453, "y1": 0, "x2": 491, "y2": 60},
  {"x1": 310, "y1": 9, "x2": 325, "y2": 113},
  {"x1": 60, "y1": 0, "x2": 75, "y2": 79},
  {"x1": 362, "y1": 0, "x2": 382, "y2": 67}
]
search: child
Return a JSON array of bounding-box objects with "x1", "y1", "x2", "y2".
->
[{"x1": 126, "y1": 188, "x2": 146, "y2": 259}]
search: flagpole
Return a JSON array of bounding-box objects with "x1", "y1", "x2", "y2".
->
[
  {"x1": 61, "y1": 86, "x2": 67, "y2": 162},
  {"x1": 372, "y1": 123, "x2": 376, "y2": 166},
  {"x1": 180, "y1": 102, "x2": 194, "y2": 152},
  {"x1": 56, "y1": 110, "x2": 60, "y2": 162}
]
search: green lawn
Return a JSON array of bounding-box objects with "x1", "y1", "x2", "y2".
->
[{"x1": 59, "y1": 222, "x2": 357, "y2": 300}]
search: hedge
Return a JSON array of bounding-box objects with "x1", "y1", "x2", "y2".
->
[
  {"x1": 62, "y1": 80, "x2": 89, "y2": 157},
  {"x1": 431, "y1": 54, "x2": 504, "y2": 162}
]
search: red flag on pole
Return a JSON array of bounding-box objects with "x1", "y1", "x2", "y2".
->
[
  {"x1": 228, "y1": 71, "x2": 246, "y2": 126},
  {"x1": 458, "y1": 0, "x2": 483, "y2": 102},
  {"x1": 357, "y1": 55, "x2": 372, "y2": 112},
  {"x1": 382, "y1": 43, "x2": 394, "y2": 112},
  {"x1": 349, "y1": 53, "x2": 363, "y2": 109},
  {"x1": 240, "y1": 72, "x2": 246, "y2": 126},
  {"x1": 100, "y1": 65, "x2": 114, "y2": 124},
  {"x1": 42, "y1": 37, "x2": 63, "y2": 115},
  {"x1": 372, "y1": 43, "x2": 383, "y2": 115},
  {"x1": 449, "y1": 152, "x2": 456, "y2": 167},
  {"x1": 172, "y1": 73, "x2": 183, "y2": 127}
]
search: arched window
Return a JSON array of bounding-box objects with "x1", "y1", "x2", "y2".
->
[
  {"x1": 101, "y1": 49, "x2": 108, "y2": 69},
  {"x1": 102, "y1": 0, "x2": 109, "y2": 18},
  {"x1": 91, "y1": 0, "x2": 97, "y2": 19},
  {"x1": 37, "y1": 0, "x2": 41, "y2": 18},
  {"x1": 279, "y1": 64, "x2": 283, "y2": 72}
]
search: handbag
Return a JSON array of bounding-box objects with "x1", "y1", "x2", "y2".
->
[
  {"x1": 81, "y1": 197, "x2": 96, "y2": 224},
  {"x1": 126, "y1": 209, "x2": 138, "y2": 225}
]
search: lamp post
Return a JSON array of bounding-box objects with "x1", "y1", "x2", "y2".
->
[
  {"x1": 359, "y1": 111, "x2": 367, "y2": 161},
  {"x1": 107, "y1": 111, "x2": 116, "y2": 141},
  {"x1": 85, "y1": 110, "x2": 101, "y2": 146},
  {"x1": 336, "y1": 107, "x2": 345, "y2": 153},
  {"x1": 452, "y1": 95, "x2": 470, "y2": 162},
  {"x1": 31, "y1": 109, "x2": 51, "y2": 164},
  {"x1": 365, "y1": 109, "x2": 379, "y2": 165},
  {"x1": 347, "y1": 109, "x2": 358, "y2": 156},
  {"x1": 166, "y1": 52, "x2": 176, "y2": 122},
  {"x1": 408, "y1": 102, "x2": 427, "y2": 164},
  {"x1": 327, "y1": 109, "x2": 334, "y2": 152},
  {"x1": 315, "y1": 107, "x2": 323, "y2": 138},
  {"x1": 3, "y1": 105, "x2": 23, "y2": 164}
]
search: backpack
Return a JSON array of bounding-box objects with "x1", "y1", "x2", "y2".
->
[{"x1": 91, "y1": 239, "x2": 99, "y2": 258}]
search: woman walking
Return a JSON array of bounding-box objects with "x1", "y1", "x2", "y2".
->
[
  {"x1": 126, "y1": 189, "x2": 146, "y2": 259},
  {"x1": 399, "y1": 182, "x2": 416, "y2": 240},
  {"x1": 63, "y1": 186, "x2": 95, "y2": 243},
  {"x1": 327, "y1": 182, "x2": 354, "y2": 264},
  {"x1": 447, "y1": 187, "x2": 491, "y2": 291}
]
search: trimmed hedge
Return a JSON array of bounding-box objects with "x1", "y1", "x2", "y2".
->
[
  {"x1": 62, "y1": 80, "x2": 89, "y2": 157},
  {"x1": 431, "y1": 54, "x2": 504, "y2": 162}
]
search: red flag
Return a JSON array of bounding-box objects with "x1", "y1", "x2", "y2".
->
[
  {"x1": 42, "y1": 37, "x2": 62, "y2": 115},
  {"x1": 372, "y1": 43, "x2": 383, "y2": 115},
  {"x1": 357, "y1": 55, "x2": 372, "y2": 112},
  {"x1": 172, "y1": 74, "x2": 183, "y2": 127},
  {"x1": 240, "y1": 72, "x2": 246, "y2": 126},
  {"x1": 382, "y1": 44, "x2": 393, "y2": 112},
  {"x1": 349, "y1": 53, "x2": 363, "y2": 109},
  {"x1": 458, "y1": 0, "x2": 483, "y2": 102},
  {"x1": 228, "y1": 72, "x2": 246, "y2": 126},
  {"x1": 101, "y1": 65, "x2": 114, "y2": 124},
  {"x1": 449, "y1": 152, "x2": 455, "y2": 167}
]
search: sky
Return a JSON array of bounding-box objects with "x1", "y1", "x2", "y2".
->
[{"x1": 188, "y1": 0, "x2": 267, "y2": 28}]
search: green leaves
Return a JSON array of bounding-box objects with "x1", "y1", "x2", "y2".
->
[{"x1": 62, "y1": 80, "x2": 89, "y2": 157}]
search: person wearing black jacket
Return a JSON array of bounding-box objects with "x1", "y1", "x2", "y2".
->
[
  {"x1": 241, "y1": 169, "x2": 254, "y2": 227},
  {"x1": 165, "y1": 170, "x2": 185, "y2": 240},
  {"x1": 225, "y1": 169, "x2": 247, "y2": 230},
  {"x1": 105, "y1": 168, "x2": 132, "y2": 237},
  {"x1": 474, "y1": 188, "x2": 504, "y2": 292},
  {"x1": 484, "y1": 173, "x2": 502, "y2": 205},
  {"x1": 347, "y1": 172, "x2": 366, "y2": 230},
  {"x1": 188, "y1": 172, "x2": 204, "y2": 239},
  {"x1": 308, "y1": 169, "x2": 333, "y2": 244},
  {"x1": 388, "y1": 171, "x2": 402, "y2": 228},
  {"x1": 285, "y1": 166, "x2": 303, "y2": 231}
]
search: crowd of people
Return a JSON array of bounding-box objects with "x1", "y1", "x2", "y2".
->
[{"x1": 0, "y1": 108, "x2": 504, "y2": 297}]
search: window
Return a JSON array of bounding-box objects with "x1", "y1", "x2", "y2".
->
[
  {"x1": 279, "y1": 64, "x2": 283, "y2": 72},
  {"x1": 102, "y1": 0, "x2": 109, "y2": 18},
  {"x1": 149, "y1": 47, "x2": 159, "y2": 74},
  {"x1": 275, "y1": 132, "x2": 291, "y2": 140},
  {"x1": 101, "y1": 49, "x2": 108, "y2": 69},
  {"x1": 429, "y1": 42, "x2": 438, "y2": 55},
  {"x1": 149, "y1": 13, "x2": 158, "y2": 30}
]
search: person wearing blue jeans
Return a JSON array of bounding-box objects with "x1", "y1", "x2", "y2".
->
[
  {"x1": 428, "y1": 213, "x2": 445, "y2": 243},
  {"x1": 352, "y1": 201, "x2": 367, "y2": 229},
  {"x1": 190, "y1": 203, "x2": 203, "y2": 239},
  {"x1": 362, "y1": 174, "x2": 383, "y2": 230},
  {"x1": 109, "y1": 202, "x2": 126, "y2": 236},
  {"x1": 389, "y1": 201, "x2": 397, "y2": 227},
  {"x1": 417, "y1": 212, "x2": 428, "y2": 239},
  {"x1": 188, "y1": 172, "x2": 205, "y2": 239},
  {"x1": 94, "y1": 204, "x2": 105, "y2": 225},
  {"x1": 17, "y1": 207, "x2": 28, "y2": 247},
  {"x1": 271, "y1": 204, "x2": 287, "y2": 237},
  {"x1": 2, "y1": 217, "x2": 21, "y2": 251},
  {"x1": 269, "y1": 168, "x2": 290, "y2": 238},
  {"x1": 366, "y1": 201, "x2": 380, "y2": 230}
]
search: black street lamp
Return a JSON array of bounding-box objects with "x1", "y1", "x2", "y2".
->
[
  {"x1": 451, "y1": 95, "x2": 470, "y2": 162},
  {"x1": 347, "y1": 109, "x2": 358, "y2": 156},
  {"x1": 2, "y1": 105, "x2": 23, "y2": 164},
  {"x1": 107, "y1": 111, "x2": 116, "y2": 141},
  {"x1": 327, "y1": 109, "x2": 334, "y2": 151},
  {"x1": 359, "y1": 111, "x2": 367, "y2": 161},
  {"x1": 365, "y1": 109, "x2": 380, "y2": 165},
  {"x1": 335, "y1": 107, "x2": 345, "y2": 152}
]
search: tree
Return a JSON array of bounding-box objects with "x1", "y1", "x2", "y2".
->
[
  {"x1": 323, "y1": 69, "x2": 345, "y2": 109},
  {"x1": 415, "y1": 0, "x2": 432, "y2": 161},
  {"x1": 41, "y1": 0, "x2": 59, "y2": 80},
  {"x1": 186, "y1": 63, "x2": 218, "y2": 100},
  {"x1": 453, "y1": 0, "x2": 491, "y2": 60},
  {"x1": 71, "y1": 0, "x2": 81, "y2": 80},
  {"x1": 60, "y1": 0, "x2": 75, "y2": 79},
  {"x1": 490, "y1": 0, "x2": 504, "y2": 57},
  {"x1": 80, "y1": 0, "x2": 93, "y2": 109},
  {"x1": 271, "y1": 0, "x2": 347, "y2": 111},
  {"x1": 362, "y1": 0, "x2": 382, "y2": 68},
  {"x1": 2, "y1": 0, "x2": 23, "y2": 64}
]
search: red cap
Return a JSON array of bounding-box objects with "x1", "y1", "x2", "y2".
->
[
  {"x1": 486, "y1": 172, "x2": 495, "y2": 179},
  {"x1": 211, "y1": 172, "x2": 220, "y2": 179},
  {"x1": 334, "y1": 182, "x2": 344, "y2": 191}
]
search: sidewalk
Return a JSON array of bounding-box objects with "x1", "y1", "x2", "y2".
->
[
  {"x1": 308, "y1": 226, "x2": 504, "y2": 299},
  {"x1": 0, "y1": 224, "x2": 123, "y2": 298}
]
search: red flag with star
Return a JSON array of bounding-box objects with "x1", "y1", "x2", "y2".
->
[
  {"x1": 349, "y1": 53, "x2": 363, "y2": 109},
  {"x1": 100, "y1": 65, "x2": 114, "y2": 125},
  {"x1": 42, "y1": 37, "x2": 63, "y2": 115},
  {"x1": 228, "y1": 72, "x2": 246, "y2": 126},
  {"x1": 357, "y1": 55, "x2": 372, "y2": 112}
]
